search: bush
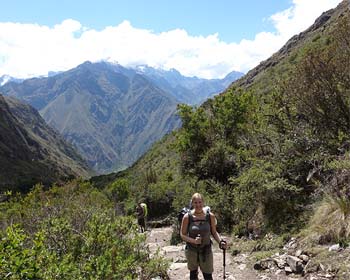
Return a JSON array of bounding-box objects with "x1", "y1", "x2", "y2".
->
[
  {"x1": 105, "y1": 178, "x2": 130, "y2": 202},
  {"x1": 0, "y1": 180, "x2": 169, "y2": 279},
  {"x1": 230, "y1": 160, "x2": 302, "y2": 235}
]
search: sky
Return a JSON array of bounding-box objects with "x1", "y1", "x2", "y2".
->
[{"x1": 0, "y1": 0, "x2": 344, "y2": 79}]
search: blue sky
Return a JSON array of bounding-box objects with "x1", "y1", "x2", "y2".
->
[
  {"x1": 1, "y1": 0, "x2": 292, "y2": 42},
  {"x1": 0, "y1": 0, "x2": 343, "y2": 79}
]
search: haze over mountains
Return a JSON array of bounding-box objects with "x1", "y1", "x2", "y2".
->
[
  {"x1": 0, "y1": 62, "x2": 242, "y2": 173},
  {"x1": 0, "y1": 75, "x2": 23, "y2": 86},
  {"x1": 134, "y1": 65, "x2": 242, "y2": 104}
]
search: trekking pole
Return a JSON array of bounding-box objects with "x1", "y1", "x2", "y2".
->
[{"x1": 219, "y1": 240, "x2": 227, "y2": 279}]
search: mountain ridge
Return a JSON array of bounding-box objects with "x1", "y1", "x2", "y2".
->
[
  {"x1": 133, "y1": 64, "x2": 243, "y2": 104},
  {"x1": 233, "y1": 0, "x2": 348, "y2": 89},
  {"x1": 1, "y1": 62, "x2": 182, "y2": 173},
  {"x1": 91, "y1": 0, "x2": 350, "y2": 225},
  {"x1": 0, "y1": 62, "x2": 241, "y2": 173},
  {"x1": 0, "y1": 94, "x2": 91, "y2": 191}
]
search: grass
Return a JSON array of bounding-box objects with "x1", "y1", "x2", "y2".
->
[
  {"x1": 301, "y1": 195, "x2": 350, "y2": 246},
  {"x1": 302, "y1": 245, "x2": 350, "y2": 279},
  {"x1": 230, "y1": 233, "x2": 289, "y2": 264}
]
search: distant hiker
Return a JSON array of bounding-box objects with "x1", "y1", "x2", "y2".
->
[
  {"x1": 180, "y1": 193, "x2": 227, "y2": 280},
  {"x1": 136, "y1": 202, "x2": 148, "y2": 233}
]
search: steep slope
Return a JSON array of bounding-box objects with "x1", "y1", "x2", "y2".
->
[
  {"x1": 231, "y1": 0, "x2": 349, "y2": 91},
  {"x1": 90, "y1": 3, "x2": 350, "y2": 278},
  {"x1": 0, "y1": 94, "x2": 91, "y2": 192},
  {"x1": 135, "y1": 65, "x2": 243, "y2": 104},
  {"x1": 91, "y1": 0, "x2": 350, "y2": 220},
  {"x1": 1, "y1": 62, "x2": 181, "y2": 173}
]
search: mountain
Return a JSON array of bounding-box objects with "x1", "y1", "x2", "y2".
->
[
  {"x1": 0, "y1": 72, "x2": 62, "y2": 87},
  {"x1": 232, "y1": 0, "x2": 348, "y2": 91},
  {"x1": 0, "y1": 94, "x2": 91, "y2": 191},
  {"x1": 0, "y1": 75, "x2": 23, "y2": 86},
  {"x1": 91, "y1": 0, "x2": 350, "y2": 227},
  {"x1": 134, "y1": 65, "x2": 243, "y2": 104},
  {"x1": 0, "y1": 62, "x2": 182, "y2": 173}
]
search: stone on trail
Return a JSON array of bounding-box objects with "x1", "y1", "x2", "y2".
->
[
  {"x1": 284, "y1": 266, "x2": 293, "y2": 273},
  {"x1": 169, "y1": 262, "x2": 187, "y2": 270},
  {"x1": 328, "y1": 244, "x2": 341, "y2": 252},
  {"x1": 285, "y1": 255, "x2": 304, "y2": 274}
]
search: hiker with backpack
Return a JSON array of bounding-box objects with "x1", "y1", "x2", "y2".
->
[
  {"x1": 136, "y1": 201, "x2": 148, "y2": 233},
  {"x1": 180, "y1": 193, "x2": 227, "y2": 280}
]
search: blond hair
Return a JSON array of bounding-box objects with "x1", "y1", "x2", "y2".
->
[{"x1": 191, "y1": 193, "x2": 204, "y2": 204}]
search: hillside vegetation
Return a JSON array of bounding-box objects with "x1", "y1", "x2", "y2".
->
[
  {"x1": 0, "y1": 95, "x2": 91, "y2": 192},
  {"x1": 0, "y1": 1, "x2": 349, "y2": 279},
  {"x1": 92, "y1": 1, "x2": 350, "y2": 238},
  {"x1": 0, "y1": 62, "x2": 241, "y2": 173},
  {"x1": 1, "y1": 62, "x2": 182, "y2": 173},
  {"x1": 0, "y1": 181, "x2": 168, "y2": 279}
]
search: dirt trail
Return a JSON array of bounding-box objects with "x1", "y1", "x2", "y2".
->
[{"x1": 146, "y1": 226, "x2": 303, "y2": 280}]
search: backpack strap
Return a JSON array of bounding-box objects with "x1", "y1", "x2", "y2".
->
[
  {"x1": 187, "y1": 211, "x2": 193, "y2": 235},
  {"x1": 206, "y1": 208, "x2": 211, "y2": 224},
  {"x1": 188, "y1": 211, "x2": 193, "y2": 223},
  {"x1": 188, "y1": 209, "x2": 210, "y2": 231},
  {"x1": 206, "y1": 208, "x2": 213, "y2": 235}
]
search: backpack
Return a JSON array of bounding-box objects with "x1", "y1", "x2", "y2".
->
[
  {"x1": 140, "y1": 203, "x2": 148, "y2": 217},
  {"x1": 178, "y1": 207, "x2": 190, "y2": 225},
  {"x1": 177, "y1": 206, "x2": 213, "y2": 225}
]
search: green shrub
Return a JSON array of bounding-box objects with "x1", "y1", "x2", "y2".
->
[
  {"x1": 105, "y1": 178, "x2": 130, "y2": 202},
  {"x1": 0, "y1": 225, "x2": 44, "y2": 279},
  {"x1": 230, "y1": 160, "x2": 302, "y2": 235},
  {"x1": 0, "y1": 181, "x2": 169, "y2": 279}
]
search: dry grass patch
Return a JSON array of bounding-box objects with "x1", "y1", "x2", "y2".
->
[{"x1": 301, "y1": 196, "x2": 350, "y2": 246}]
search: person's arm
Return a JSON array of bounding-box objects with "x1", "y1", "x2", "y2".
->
[
  {"x1": 210, "y1": 213, "x2": 227, "y2": 249},
  {"x1": 180, "y1": 214, "x2": 201, "y2": 245}
]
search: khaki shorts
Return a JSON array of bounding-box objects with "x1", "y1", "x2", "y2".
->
[{"x1": 185, "y1": 246, "x2": 213, "y2": 274}]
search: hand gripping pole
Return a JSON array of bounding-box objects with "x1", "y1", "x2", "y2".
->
[{"x1": 219, "y1": 240, "x2": 227, "y2": 279}]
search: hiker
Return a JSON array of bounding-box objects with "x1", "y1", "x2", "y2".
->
[
  {"x1": 136, "y1": 202, "x2": 148, "y2": 233},
  {"x1": 180, "y1": 193, "x2": 227, "y2": 280}
]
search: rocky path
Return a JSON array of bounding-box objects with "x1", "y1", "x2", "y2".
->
[{"x1": 146, "y1": 226, "x2": 304, "y2": 280}]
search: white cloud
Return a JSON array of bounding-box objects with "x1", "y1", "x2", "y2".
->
[
  {"x1": 0, "y1": 0, "x2": 342, "y2": 79},
  {"x1": 271, "y1": 0, "x2": 342, "y2": 39}
]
